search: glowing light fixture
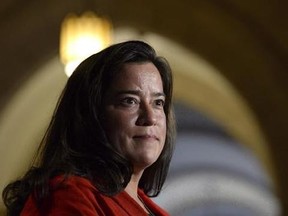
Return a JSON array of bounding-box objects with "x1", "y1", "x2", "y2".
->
[{"x1": 60, "y1": 12, "x2": 112, "y2": 76}]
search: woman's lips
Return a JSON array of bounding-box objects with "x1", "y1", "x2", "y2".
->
[{"x1": 133, "y1": 134, "x2": 159, "y2": 140}]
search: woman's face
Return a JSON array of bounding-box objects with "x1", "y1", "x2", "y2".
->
[{"x1": 102, "y1": 62, "x2": 166, "y2": 172}]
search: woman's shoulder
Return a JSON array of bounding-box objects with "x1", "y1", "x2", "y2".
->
[
  {"x1": 50, "y1": 175, "x2": 95, "y2": 190},
  {"x1": 21, "y1": 175, "x2": 101, "y2": 215},
  {"x1": 48, "y1": 175, "x2": 96, "y2": 195},
  {"x1": 49, "y1": 175, "x2": 100, "y2": 201}
]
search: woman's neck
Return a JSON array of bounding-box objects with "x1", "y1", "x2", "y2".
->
[
  {"x1": 125, "y1": 171, "x2": 142, "y2": 199},
  {"x1": 124, "y1": 171, "x2": 149, "y2": 213}
]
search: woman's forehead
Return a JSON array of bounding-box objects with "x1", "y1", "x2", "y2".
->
[{"x1": 113, "y1": 63, "x2": 163, "y2": 87}]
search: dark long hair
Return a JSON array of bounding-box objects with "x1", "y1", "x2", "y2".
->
[{"x1": 2, "y1": 40, "x2": 176, "y2": 215}]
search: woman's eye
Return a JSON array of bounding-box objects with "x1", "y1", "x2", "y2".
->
[
  {"x1": 155, "y1": 99, "x2": 165, "y2": 107},
  {"x1": 121, "y1": 97, "x2": 138, "y2": 106}
]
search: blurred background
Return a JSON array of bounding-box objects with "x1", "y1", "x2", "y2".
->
[{"x1": 0, "y1": 0, "x2": 287, "y2": 215}]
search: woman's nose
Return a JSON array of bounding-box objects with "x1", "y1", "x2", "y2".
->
[{"x1": 136, "y1": 104, "x2": 157, "y2": 126}]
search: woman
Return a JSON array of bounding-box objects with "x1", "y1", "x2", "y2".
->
[{"x1": 3, "y1": 40, "x2": 176, "y2": 215}]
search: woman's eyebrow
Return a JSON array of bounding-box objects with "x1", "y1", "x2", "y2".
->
[
  {"x1": 115, "y1": 90, "x2": 165, "y2": 97},
  {"x1": 116, "y1": 90, "x2": 141, "y2": 96},
  {"x1": 153, "y1": 92, "x2": 166, "y2": 98}
]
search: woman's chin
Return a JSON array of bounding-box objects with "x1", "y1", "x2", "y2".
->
[{"x1": 131, "y1": 154, "x2": 159, "y2": 171}]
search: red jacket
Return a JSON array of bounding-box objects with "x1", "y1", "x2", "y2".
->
[{"x1": 21, "y1": 175, "x2": 169, "y2": 216}]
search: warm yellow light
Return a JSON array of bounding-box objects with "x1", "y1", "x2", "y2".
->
[{"x1": 60, "y1": 12, "x2": 112, "y2": 76}]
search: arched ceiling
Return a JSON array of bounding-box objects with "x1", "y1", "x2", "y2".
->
[{"x1": 0, "y1": 0, "x2": 287, "y2": 214}]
